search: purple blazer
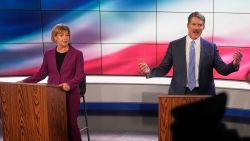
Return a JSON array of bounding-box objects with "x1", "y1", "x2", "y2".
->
[{"x1": 23, "y1": 45, "x2": 84, "y2": 95}]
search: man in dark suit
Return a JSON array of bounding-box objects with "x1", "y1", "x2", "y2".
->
[{"x1": 138, "y1": 11, "x2": 243, "y2": 95}]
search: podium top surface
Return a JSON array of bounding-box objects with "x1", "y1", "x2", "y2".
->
[
  {"x1": 158, "y1": 94, "x2": 210, "y2": 98},
  {"x1": 0, "y1": 81, "x2": 59, "y2": 88}
]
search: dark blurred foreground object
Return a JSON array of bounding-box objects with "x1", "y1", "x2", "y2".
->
[{"x1": 171, "y1": 92, "x2": 250, "y2": 141}]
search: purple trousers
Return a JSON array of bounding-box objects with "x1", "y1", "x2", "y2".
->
[{"x1": 66, "y1": 93, "x2": 82, "y2": 141}]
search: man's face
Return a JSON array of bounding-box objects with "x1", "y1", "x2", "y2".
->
[{"x1": 187, "y1": 17, "x2": 205, "y2": 40}]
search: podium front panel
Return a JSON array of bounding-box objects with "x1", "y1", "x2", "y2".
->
[
  {"x1": 0, "y1": 82, "x2": 68, "y2": 141},
  {"x1": 158, "y1": 95, "x2": 209, "y2": 141}
]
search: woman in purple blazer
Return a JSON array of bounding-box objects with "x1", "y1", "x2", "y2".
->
[{"x1": 22, "y1": 24, "x2": 84, "y2": 141}]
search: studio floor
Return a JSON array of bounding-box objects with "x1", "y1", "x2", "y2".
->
[
  {"x1": 78, "y1": 114, "x2": 157, "y2": 141},
  {"x1": 1, "y1": 113, "x2": 250, "y2": 141},
  {"x1": 79, "y1": 114, "x2": 250, "y2": 141}
]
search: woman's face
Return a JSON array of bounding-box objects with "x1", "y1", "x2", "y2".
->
[{"x1": 54, "y1": 31, "x2": 70, "y2": 47}]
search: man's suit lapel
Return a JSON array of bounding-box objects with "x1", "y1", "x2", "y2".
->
[
  {"x1": 179, "y1": 37, "x2": 187, "y2": 85},
  {"x1": 199, "y1": 38, "x2": 206, "y2": 73},
  {"x1": 182, "y1": 38, "x2": 187, "y2": 73}
]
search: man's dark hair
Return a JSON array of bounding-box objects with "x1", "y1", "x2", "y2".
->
[{"x1": 188, "y1": 11, "x2": 205, "y2": 25}]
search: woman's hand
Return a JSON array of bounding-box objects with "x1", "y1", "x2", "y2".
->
[{"x1": 58, "y1": 83, "x2": 70, "y2": 91}]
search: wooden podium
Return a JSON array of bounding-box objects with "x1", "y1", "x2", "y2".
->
[
  {"x1": 0, "y1": 82, "x2": 68, "y2": 141},
  {"x1": 158, "y1": 95, "x2": 209, "y2": 141}
]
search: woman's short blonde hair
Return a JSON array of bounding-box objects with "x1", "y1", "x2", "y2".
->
[{"x1": 51, "y1": 24, "x2": 71, "y2": 43}]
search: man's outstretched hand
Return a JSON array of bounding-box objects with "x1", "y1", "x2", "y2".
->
[
  {"x1": 138, "y1": 58, "x2": 150, "y2": 74},
  {"x1": 233, "y1": 48, "x2": 243, "y2": 66}
]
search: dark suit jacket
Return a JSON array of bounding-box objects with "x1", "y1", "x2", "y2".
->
[
  {"x1": 149, "y1": 36, "x2": 238, "y2": 95},
  {"x1": 23, "y1": 45, "x2": 84, "y2": 95}
]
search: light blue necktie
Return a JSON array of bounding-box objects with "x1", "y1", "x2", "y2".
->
[{"x1": 188, "y1": 40, "x2": 196, "y2": 91}]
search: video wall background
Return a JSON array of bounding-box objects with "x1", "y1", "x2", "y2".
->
[{"x1": 0, "y1": 0, "x2": 250, "y2": 81}]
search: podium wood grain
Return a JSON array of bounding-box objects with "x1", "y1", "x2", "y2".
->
[
  {"x1": 158, "y1": 95, "x2": 209, "y2": 141},
  {"x1": 0, "y1": 82, "x2": 68, "y2": 141}
]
